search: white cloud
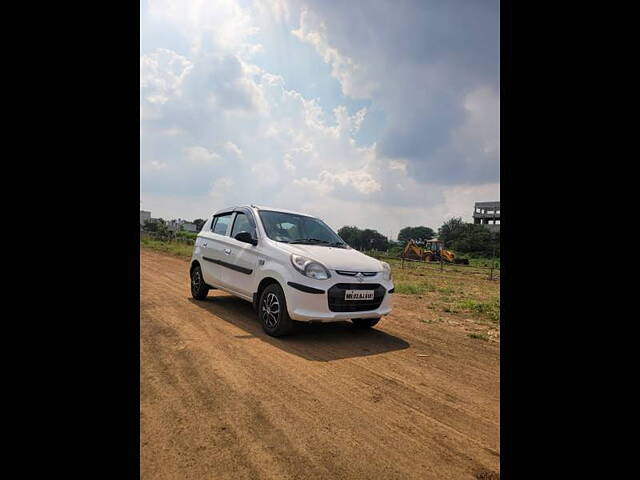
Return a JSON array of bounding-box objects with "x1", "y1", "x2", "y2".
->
[
  {"x1": 291, "y1": 9, "x2": 376, "y2": 98},
  {"x1": 144, "y1": 160, "x2": 168, "y2": 170},
  {"x1": 140, "y1": 48, "x2": 193, "y2": 104},
  {"x1": 294, "y1": 169, "x2": 381, "y2": 195},
  {"x1": 141, "y1": 0, "x2": 499, "y2": 236},
  {"x1": 224, "y1": 141, "x2": 244, "y2": 158},
  {"x1": 184, "y1": 146, "x2": 221, "y2": 164},
  {"x1": 146, "y1": 0, "x2": 260, "y2": 56},
  {"x1": 388, "y1": 160, "x2": 407, "y2": 173},
  {"x1": 442, "y1": 183, "x2": 500, "y2": 222},
  {"x1": 282, "y1": 143, "x2": 313, "y2": 171},
  {"x1": 208, "y1": 176, "x2": 236, "y2": 206},
  {"x1": 460, "y1": 86, "x2": 500, "y2": 160}
]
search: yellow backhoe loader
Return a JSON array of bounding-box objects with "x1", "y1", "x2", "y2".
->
[
  {"x1": 400, "y1": 239, "x2": 469, "y2": 264},
  {"x1": 400, "y1": 239, "x2": 429, "y2": 260}
]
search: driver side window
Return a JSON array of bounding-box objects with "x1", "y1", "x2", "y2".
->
[{"x1": 211, "y1": 213, "x2": 232, "y2": 236}]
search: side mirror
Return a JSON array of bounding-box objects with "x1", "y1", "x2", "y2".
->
[{"x1": 234, "y1": 231, "x2": 257, "y2": 246}]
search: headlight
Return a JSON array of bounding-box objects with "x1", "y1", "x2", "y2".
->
[
  {"x1": 290, "y1": 254, "x2": 331, "y2": 280},
  {"x1": 381, "y1": 261, "x2": 392, "y2": 281}
]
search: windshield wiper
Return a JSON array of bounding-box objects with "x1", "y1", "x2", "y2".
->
[
  {"x1": 290, "y1": 238, "x2": 330, "y2": 245},
  {"x1": 329, "y1": 241, "x2": 347, "y2": 248}
]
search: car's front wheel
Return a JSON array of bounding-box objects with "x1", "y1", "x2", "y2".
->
[
  {"x1": 259, "y1": 283, "x2": 294, "y2": 337},
  {"x1": 190, "y1": 264, "x2": 209, "y2": 300},
  {"x1": 351, "y1": 318, "x2": 380, "y2": 328}
]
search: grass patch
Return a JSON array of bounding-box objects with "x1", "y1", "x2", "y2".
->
[
  {"x1": 468, "y1": 333, "x2": 489, "y2": 341},
  {"x1": 437, "y1": 287, "x2": 454, "y2": 294},
  {"x1": 371, "y1": 254, "x2": 500, "y2": 336},
  {"x1": 141, "y1": 237, "x2": 192, "y2": 258},
  {"x1": 468, "y1": 257, "x2": 500, "y2": 269},
  {"x1": 394, "y1": 282, "x2": 425, "y2": 295},
  {"x1": 455, "y1": 298, "x2": 500, "y2": 322}
]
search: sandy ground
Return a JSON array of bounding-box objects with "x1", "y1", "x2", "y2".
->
[{"x1": 140, "y1": 249, "x2": 499, "y2": 479}]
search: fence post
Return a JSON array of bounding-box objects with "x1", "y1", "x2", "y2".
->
[{"x1": 489, "y1": 243, "x2": 496, "y2": 280}]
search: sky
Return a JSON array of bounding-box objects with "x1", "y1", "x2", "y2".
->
[{"x1": 140, "y1": 0, "x2": 499, "y2": 240}]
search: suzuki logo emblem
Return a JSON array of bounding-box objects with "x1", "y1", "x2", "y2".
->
[{"x1": 355, "y1": 272, "x2": 364, "y2": 282}]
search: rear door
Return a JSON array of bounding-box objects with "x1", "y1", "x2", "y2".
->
[
  {"x1": 222, "y1": 211, "x2": 260, "y2": 298},
  {"x1": 199, "y1": 212, "x2": 234, "y2": 286}
]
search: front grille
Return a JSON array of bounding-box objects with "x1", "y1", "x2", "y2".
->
[
  {"x1": 327, "y1": 283, "x2": 386, "y2": 312},
  {"x1": 336, "y1": 270, "x2": 377, "y2": 277}
]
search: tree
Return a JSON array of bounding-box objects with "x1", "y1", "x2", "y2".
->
[
  {"x1": 438, "y1": 217, "x2": 467, "y2": 248},
  {"x1": 142, "y1": 220, "x2": 158, "y2": 233},
  {"x1": 192, "y1": 218, "x2": 205, "y2": 231},
  {"x1": 398, "y1": 226, "x2": 436, "y2": 244},
  {"x1": 337, "y1": 226, "x2": 362, "y2": 249},
  {"x1": 143, "y1": 219, "x2": 170, "y2": 240},
  {"x1": 437, "y1": 218, "x2": 500, "y2": 258},
  {"x1": 361, "y1": 228, "x2": 389, "y2": 251},
  {"x1": 450, "y1": 224, "x2": 494, "y2": 256},
  {"x1": 337, "y1": 225, "x2": 389, "y2": 251}
]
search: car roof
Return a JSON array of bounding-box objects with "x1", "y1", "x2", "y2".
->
[
  {"x1": 251, "y1": 205, "x2": 315, "y2": 217},
  {"x1": 212, "y1": 205, "x2": 315, "y2": 218}
]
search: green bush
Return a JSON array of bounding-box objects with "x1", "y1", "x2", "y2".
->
[{"x1": 175, "y1": 230, "x2": 197, "y2": 240}]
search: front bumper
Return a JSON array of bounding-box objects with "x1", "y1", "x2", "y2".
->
[{"x1": 284, "y1": 278, "x2": 394, "y2": 322}]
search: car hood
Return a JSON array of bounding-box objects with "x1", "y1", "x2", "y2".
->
[{"x1": 277, "y1": 243, "x2": 383, "y2": 272}]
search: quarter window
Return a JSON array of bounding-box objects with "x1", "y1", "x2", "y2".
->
[{"x1": 211, "y1": 213, "x2": 232, "y2": 235}]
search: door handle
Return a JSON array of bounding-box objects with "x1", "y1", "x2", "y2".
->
[{"x1": 224, "y1": 248, "x2": 232, "y2": 255}]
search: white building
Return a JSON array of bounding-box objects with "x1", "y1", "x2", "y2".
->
[
  {"x1": 140, "y1": 210, "x2": 151, "y2": 226},
  {"x1": 166, "y1": 218, "x2": 198, "y2": 232},
  {"x1": 473, "y1": 201, "x2": 500, "y2": 233},
  {"x1": 167, "y1": 219, "x2": 181, "y2": 232}
]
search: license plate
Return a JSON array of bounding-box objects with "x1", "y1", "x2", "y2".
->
[{"x1": 345, "y1": 290, "x2": 374, "y2": 300}]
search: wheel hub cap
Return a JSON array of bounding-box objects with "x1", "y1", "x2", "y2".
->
[
  {"x1": 261, "y1": 292, "x2": 280, "y2": 328},
  {"x1": 192, "y1": 271, "x2": 201, "y2": 289}
]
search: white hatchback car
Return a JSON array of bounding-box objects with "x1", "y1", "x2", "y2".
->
[{"x1": 190, "y1": 205, "x2": 394, "y2": 336}]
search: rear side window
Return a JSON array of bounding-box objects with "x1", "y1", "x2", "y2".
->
[
  {"x1": 211, "y1": 213, "x2": 232, "y2": 235},
  {"x1": 231, "y1": 212, "x2": 254, "y2": 238}
]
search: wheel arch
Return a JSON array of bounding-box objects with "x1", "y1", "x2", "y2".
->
[
  {"x1": 190, "y1": 259, "x2": 201, "y2": 273},
  {"x1": 190, "y1": 259, "x2": 216, "y2": 290},
  {"x1": 253, "y1": 276, "x2": 283, "y2": 311}
]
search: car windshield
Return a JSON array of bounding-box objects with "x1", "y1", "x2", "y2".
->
[{"x1": 258, "y1": 210, "x2": 347, "y2": 247}]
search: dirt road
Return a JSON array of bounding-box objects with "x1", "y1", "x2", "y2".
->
[{"x1": 141, "y1": 249, "x2": 499, "y2": 479}]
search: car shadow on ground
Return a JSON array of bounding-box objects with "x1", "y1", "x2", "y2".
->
[{"x1": 188, "y1": 293, "x2": 410, "y2": 362}]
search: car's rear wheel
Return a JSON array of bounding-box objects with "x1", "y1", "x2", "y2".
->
[
  {"x1": 190, "y1": 265, "x2": 209, "y2": 300},
  {"x1": 351, "y1": 318, "x2": 380, "y2": 328},
  {"x1": 259, "y1": 283, "x2": 293, "y2": 337}
]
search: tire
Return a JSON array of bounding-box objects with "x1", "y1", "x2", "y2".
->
[
  {"x1": 190, "y1": 264, "x2": 209, "y2": 300},
  {"x1": 259, "y1": 283, "x2": 294, "y2": 337},
  {"x1": 351, "y1": 318, "x2": 380, "y2": 328}
]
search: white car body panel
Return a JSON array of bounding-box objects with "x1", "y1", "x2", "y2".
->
[{"x1": 190, "y1": 205, "x2": 394, "y2": 323}]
